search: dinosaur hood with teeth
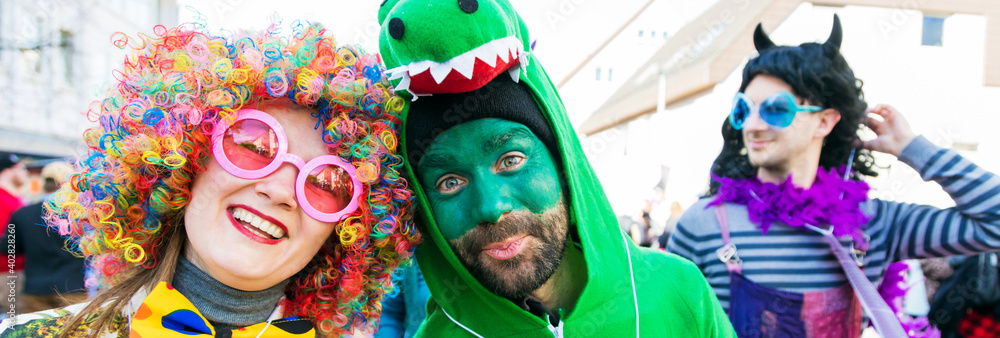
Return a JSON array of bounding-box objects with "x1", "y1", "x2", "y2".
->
[
  {"x1": 378, "y1": 0, "x2": 735, "y2": 336},
  {"x1": 379, "y1": 0, "x2": 529, "y2": 97}
]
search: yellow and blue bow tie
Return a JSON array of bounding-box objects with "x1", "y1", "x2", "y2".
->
[{"x1": 130, "y1": 281, "x2": 315, "y2": 338}]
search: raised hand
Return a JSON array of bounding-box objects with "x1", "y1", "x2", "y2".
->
[{"x1": 862, "y1": 104, "x2": 917, "y2": 157}]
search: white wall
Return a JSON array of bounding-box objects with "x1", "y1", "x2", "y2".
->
[
  {"x1": 583, "y1": 3, "x2": 1000, "y2": 221},
  {"x1": 552, "y1": 0, "x2": 717, "y2": 126}
]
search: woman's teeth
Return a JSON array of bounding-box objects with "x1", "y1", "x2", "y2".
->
[{"x1": 232, "y1": 208, "x2": 285, "y2": 239}]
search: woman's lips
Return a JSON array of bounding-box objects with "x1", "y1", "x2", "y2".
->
[
  {"x1": 482, "y1": 235, "x2": 529, "y2": 260},
  {"x1": 227, "y1": 210, "x2": 283, "y2": 245}
]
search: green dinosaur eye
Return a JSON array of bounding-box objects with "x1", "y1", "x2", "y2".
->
[
  {"x1": 458, "y1": 0, "x2": 478, "y2": 14},
  {"x1": 389, "y1": 17, "x2": 405, "y2": 40}
]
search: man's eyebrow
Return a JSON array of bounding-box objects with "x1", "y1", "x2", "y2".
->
[
  {"x1": 418, "y1": 152, "x2": 457, "y2": 171},
  {"x1": 481, "y1": 126, "x2": 532, "y2": 155}
]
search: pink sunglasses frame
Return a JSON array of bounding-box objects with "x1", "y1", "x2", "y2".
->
[{"x1": 211, "y1": 109, "x2": 362, "y2": 223}]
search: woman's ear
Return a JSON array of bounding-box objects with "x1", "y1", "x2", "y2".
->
[{"x1": 816, "y1": 108, "x2": 842, "y2": 138}]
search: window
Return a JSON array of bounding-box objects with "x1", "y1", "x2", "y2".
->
[
  {"x1": 60, "y1": 30, "x2": 74, "y2": 83},
  {"x1": 21, "y1": 50, "x2": 41, "y2": 73},
  {"x1": 608, "y1": 68, "x2": 613, "y2": 82},
  {"x1": 20, "y1": 15, "x2": 44, "y2": 74},
  {"x1": 638, "y1": 30, "x2": 644, "y2": 38},
  {"x1": 922, "y1": 15, "x2": 945, "y2": 46},
  {"x1": 663, "y1": 32, "x2": 668, "y2": 39},
  {"x1": 595, "y1": 67, "x2": 601, "y2": 81}
]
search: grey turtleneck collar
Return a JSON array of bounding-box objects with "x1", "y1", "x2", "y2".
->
[{"x1": 171, "y1": 257, "x2": 291, "y2": 327}]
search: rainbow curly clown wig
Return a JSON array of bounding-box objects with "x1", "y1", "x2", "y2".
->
[{"x1": 43, "y1": 21, "x2": 419, "y2": 335}]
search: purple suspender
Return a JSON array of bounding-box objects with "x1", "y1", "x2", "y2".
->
[{"x1": 714, "y1": 205, "x2": 742, "y2": 274}]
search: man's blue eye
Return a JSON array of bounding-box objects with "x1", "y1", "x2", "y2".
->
[
  {"x1": 500, "y1": 156, "x2": 522, "y2": 168},
  {"x1": 436, "y1": 176, "x2": 465, "y2": 193}
]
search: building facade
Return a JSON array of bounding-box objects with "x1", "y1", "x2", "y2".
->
[{"x1": 0, "y1": 0, "x2": 177, "y2": 158}]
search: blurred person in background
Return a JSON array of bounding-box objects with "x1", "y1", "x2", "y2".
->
[
  {"x1": 374, "y1": 258, "x2": 430, "y2": 338},
  {"x1": 631, "y1": 204, "x2": 654, "y2": 248},
  {"x1": 669, "y1": 14, "x2": 1000, "y2": 337},
  {"x1": 0, "y1": 153, "x2": 28, "y2": 318},
  {"x1": 655, "y1": 202, "x2": 683, "y2": 250},
  {"x1": 920, "y1": 257, "x2": 953, "y2": 304},
  {"x1": 0, "y1": 153, "x2": 27, "y2": 227},
  {"x1": 11, "y1": 161, "x2": 89, "y2": 313},
  {"x1": 928, "y1": 253, "x2": 1000, "y2": 337}
]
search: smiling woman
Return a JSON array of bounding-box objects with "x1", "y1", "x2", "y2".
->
[{"x1": 0, "y1": 20, "x2": 419, "y2": 338}]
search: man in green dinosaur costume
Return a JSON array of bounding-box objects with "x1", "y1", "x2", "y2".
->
[{"x1": 378, "y1": 0, "x2": 735, "y2": 336}]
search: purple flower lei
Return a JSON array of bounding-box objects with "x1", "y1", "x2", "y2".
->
[{"x1": 708, "y1": 166, "x2": 872, "y2": 245}]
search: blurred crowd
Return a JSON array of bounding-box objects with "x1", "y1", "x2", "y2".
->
[{"x1": 0, "y1": 154, "x2": 87, "y2": 320}]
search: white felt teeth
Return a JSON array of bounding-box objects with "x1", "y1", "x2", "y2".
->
[
  {"x1": 387, "y1": 66, "x2": 407, "y2": 80},
  {"x1": 408, "y1": 60, "x2": 433, "y2": 76},
  {"x1": 430, "y1": 62, "x2": 453, "y2": 84},
  {"x1": 451, "y1": 54, "x2": 476, "y2": 80},
  {"x1": 389, "y1": 36, "x2": 527, "y2": 99},
  {"x1": 475, "y1": 45, "x2": 498, "y2": 68},
  {"x1": 394, "y1": 75, "x2": 411, "y2": 92},
  {"x1": 508, "y1": 63, "x2": 521, "y2": 83},
  {"x1": 494, "y1": 41, "x2": 510, "y2": 64},
  {"x1": 388, "y1": 66, "x2": 415, "y2": 97}
]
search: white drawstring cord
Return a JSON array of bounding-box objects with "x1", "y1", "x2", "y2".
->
[
  {"x1": 621, "y1": 230, "x2": 640, "y2": 337},
  {"x1": 442, "y1": 307, "x2": 485, "y2": 338}
]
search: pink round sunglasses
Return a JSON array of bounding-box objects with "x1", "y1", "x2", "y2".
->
[{"x1": 211, "y1": 109, "x2": 362, "y2": 223}]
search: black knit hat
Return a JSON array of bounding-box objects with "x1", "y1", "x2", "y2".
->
[
  {"x1": 405, "y1": 75, "x2": 558, "y2": 166},
  {"x1": 0, "y1": 153, "x2": 20, "y2": 172}
]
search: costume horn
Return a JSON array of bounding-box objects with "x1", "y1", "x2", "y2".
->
[
  {"x1": 824, "y1": 14, "x2": 843, "y2": 52},
  {"x1": 753, "y1": 23, "x2": 776, "y2": 51}
]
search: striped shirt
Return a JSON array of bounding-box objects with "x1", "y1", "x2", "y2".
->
[{"x1": 667, "y1": 136, "x2": 1000, "y2": 311}]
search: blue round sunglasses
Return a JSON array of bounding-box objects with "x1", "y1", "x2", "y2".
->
[{"x1": 729, "y1": 92, "x2": 823, "y2": 130}]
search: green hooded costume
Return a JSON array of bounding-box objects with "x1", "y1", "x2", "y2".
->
[{"x1": 377, "y1": 1, "x2": 735, "y2": 336}]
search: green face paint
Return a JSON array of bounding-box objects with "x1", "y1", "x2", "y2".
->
[{"x1": 417, "y1": 119, "x2": 562, "y2": 241}]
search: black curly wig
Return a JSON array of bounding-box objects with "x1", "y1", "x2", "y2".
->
[{"x1": 706, "y1": 14, "x2": 878, "y2": 196}]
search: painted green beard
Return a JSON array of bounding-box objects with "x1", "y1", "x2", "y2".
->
[{"x1": 417, "y1": 119, "x2": 563, "y2": 241}]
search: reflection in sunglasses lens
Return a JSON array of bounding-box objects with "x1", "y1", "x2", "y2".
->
[
  {"x1": 732, "y1": 97, "x2": 750, "y2": 127},
  {"x1": 223, "y1": 119, "x2": 279, "y2": 170},
  {"x1": 305, "y1": 165, "x2": 354, "y2": 214},
  {"x1": 762, "y1": 95, "x2": 794, "y2": 128}
]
